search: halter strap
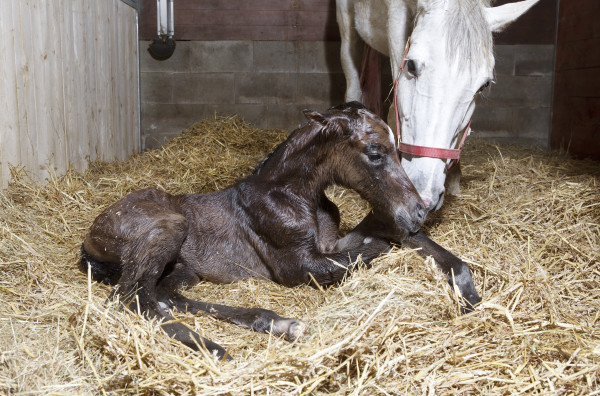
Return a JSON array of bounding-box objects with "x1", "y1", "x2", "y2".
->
[{"x1": 392, "y1": 37, "x2": 471, "y2": 169}]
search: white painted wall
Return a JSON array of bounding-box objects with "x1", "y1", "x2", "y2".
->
[{"x1": 0, "y1": 0, "x2": 139, "y2": 189}]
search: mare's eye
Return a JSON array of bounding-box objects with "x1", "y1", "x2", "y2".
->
[
  {"x1": 478, "y1": 80, "x2": 492, "y2": 94},
  {"x1": 406, "y1": 60, "x2": 418, "y2": 76}
]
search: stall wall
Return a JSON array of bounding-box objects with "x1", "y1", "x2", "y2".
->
[
  {"x1": 551, "y1": 0, "x2": 600, "y2": 158},
  {"x1": 0, "y1": 0, "x2": 140, "y2": 189},
  {"x1": 139, "y1": 0, "x2": 556, "y2": 150}
]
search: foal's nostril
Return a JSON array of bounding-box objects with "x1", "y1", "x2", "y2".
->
[{"x1": 415, "y1": 202, "x2": 427, "y2": 224}]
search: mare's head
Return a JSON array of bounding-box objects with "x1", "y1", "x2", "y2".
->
[
  {"x1": 304, "y1": 101, "x2": 427, "y2": 235},
  {"x1": 396, "y1": 0, "x2": 539, "y2": 210}
]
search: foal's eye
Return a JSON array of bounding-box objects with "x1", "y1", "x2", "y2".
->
[
  {"x1": 406, "y1": 60, "x2": 418, "y2": 76},
  {"x1": 367, "y1": 153, "x2": 383, "y2": 163}
]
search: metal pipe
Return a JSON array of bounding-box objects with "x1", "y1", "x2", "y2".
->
[
  {"x1": 157, "y1": 0, "x2": 174, "y2": 38},
  {"x1": 149, "y1": 0, "x2": 176, "y2": 60}
]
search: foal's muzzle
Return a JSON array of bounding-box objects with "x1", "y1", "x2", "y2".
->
[
  {"x1": 414, "y1": 201, "x2": 427, "y2": 229},
  {"x1": 394, "y1": 202, "x2": 427, "y2": 236}
]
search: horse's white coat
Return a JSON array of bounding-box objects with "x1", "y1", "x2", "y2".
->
[
  {"x1": 386, "y1": 124, "x2": 396, "y2": 148},
  {"x1": 337, "y1": 0, "x2": 539, "y2": 210}
]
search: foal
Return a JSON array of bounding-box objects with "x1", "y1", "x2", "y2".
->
[{"x1": 80, "y1": 102, "x2": 480, "y2": 359}]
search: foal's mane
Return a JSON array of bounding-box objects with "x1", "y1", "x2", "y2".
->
[{"x1": 253, "y1": 103, "x2": 366, "y2": 177}]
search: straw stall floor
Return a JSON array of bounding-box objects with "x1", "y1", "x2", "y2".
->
[{"x1": 1, "y1": 116, "x2": 599, "y2": 395}]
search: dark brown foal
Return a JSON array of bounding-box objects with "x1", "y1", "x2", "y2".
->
[{"x1": 80, "y1": 102, "x2": 479, "y2": 359}]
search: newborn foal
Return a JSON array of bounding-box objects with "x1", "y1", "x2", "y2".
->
[{"x1": 80, "y1": 102, "x2": 479, "y2": 359}]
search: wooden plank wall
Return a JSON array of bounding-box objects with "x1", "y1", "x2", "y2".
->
[
  {"x1": 140, "y1": 0, "x2": 554, "y2": 44},
  {"x1": 0, "y1": 0, "x2": 140, "y2": 189},
  {"x1": 140, "y1": 0, "x2": 340, "y2": 41},
  {"x1": 551, "y1": 0, "x2": 600, "y2": 158}
]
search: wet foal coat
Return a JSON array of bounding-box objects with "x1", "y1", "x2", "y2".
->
[{"x1": 80, "y1": 102, "x2": 480, "y2": 359}]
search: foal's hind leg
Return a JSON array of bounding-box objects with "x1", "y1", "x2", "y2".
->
[
  {"x1": 119, "y1": 247, "x2": 229, "y2": 358},
  {"x1": 94, "y1": 205, "x2": 228, "y2": 359},
  {"x1": 156, "y1": 269, "x2": 305, "y2": 342}
]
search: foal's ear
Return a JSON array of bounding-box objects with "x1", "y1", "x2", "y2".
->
[{"x1": 303, "y1": 109, "x2": 328, "y2": 125}]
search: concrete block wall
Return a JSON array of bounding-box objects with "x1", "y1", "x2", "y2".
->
[
  {"x1": 472, "y1": 44, "x2": 555, "y2": 149},
  {"x1": 140, "y1": 41, "x2": 345, "y2": 150},
  {"x1": 140, "y1": 41, "x2": 554, "y2": 151}
]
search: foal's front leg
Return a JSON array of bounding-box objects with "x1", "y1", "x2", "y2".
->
[
  {"x1": 404, "y1": 231, "x2": 481, "y2": 313},
  {"x1": 316, "y1": 193, "x2": 341, "y2": 252},
  {"x1": 289, "y1": 237, "x2": 391, "y2": 287},
  {"x1": 334, "y1": 211, "x2": 481, "y2": 312}
]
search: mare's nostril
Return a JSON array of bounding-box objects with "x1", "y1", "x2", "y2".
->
[{"x1": 421, "y1": 197, "x2": 432, "y2": 210}]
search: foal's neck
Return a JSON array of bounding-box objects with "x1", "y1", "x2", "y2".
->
[{"x1": 257, "y1": 130, "x2": 339, "y2": 201}]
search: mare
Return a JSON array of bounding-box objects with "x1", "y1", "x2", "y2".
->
[
  {"x1": 336, "y1": 0, "x2": 540, "y2": 211},
  {"x1": 79, "y1": 102, "x2": 480, "y2": 360}
]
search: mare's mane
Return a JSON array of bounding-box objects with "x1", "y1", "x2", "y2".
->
[{"x1": 418, "y1": 0, "x2": 494, "y2": 68}]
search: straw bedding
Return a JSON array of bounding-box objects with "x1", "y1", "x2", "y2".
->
[{"x1": 1, "y1": 115, "x2": 599, "y2": 395}]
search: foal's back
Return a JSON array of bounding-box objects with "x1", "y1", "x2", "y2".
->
[{"x1": 176, "y1": 186, "x2": 274, "y2": 284}]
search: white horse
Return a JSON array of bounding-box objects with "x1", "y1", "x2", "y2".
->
[{"x1": 336, "y1": 0, "x2": 539, "y2": 211}]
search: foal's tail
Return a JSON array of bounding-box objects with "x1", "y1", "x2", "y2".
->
[{"x1": 79, "y1": 245, "x2": 122, "y2": 286}]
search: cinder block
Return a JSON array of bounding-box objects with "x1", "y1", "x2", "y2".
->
[
  {"x1": 139, "y1": 40, "x2": 554, "y2": 152},
  {"x1": 265, "y1": 103, "x2": 312, "y2": 130},
  {"x1": 513, "y1": 107, "x2": 551, "y2": 146},
  {"x1": 514, "y1": 45, "x2": 555, "y2": 76},
  {"x1": 297, "y1": 73, "x2": 346, "y2": 105},
  {"x1": 297, "y1": 41, "x2": 343, "y2": 73},
  {"x1": 493, "y1": 45, "x2": 515, "y2": 76},
  {"x1": 142, "y1": 103, "x2": 215, "y2": 127},
  {"x1": 253, "y1": 41, "x2": 299, "y2": 72},
  {"x1": 187, "y1": 41, "x2": 253, "y2": 73},
  {"x1": 141, "y1": 41, "x2": 253, "y2": 73},
  {"x1": 141, "y1": 103, "x2": 200, "y2": 142},
  {"x1": 485, "y1": 74, "x2": 553, "y2": 108},
  {"x1": 472, "y1": 105, "x2": 514, "y2": 133},
  {"x1": 171, "y1": 73, "x2": 235, "y2": 104},
  {"x1": 471, "y1": 103, "x2": 550, "y2": 148},
  {"x1": 141, "y1": 72, "x2": 173, "y2": 103},
  {"x1": 235, "y1": 73, "x2": 297, "y2": 104}
]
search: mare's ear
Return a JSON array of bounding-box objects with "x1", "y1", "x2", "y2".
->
[
  {"x1": 303, "y1": 109, "x2": 328, "y2": 125},
  {"x1": 484, "y1": 0, "x2": 539, "y2": 32}
]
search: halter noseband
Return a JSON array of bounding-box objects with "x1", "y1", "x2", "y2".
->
[{"x1": 392, "y1": 38, "x2": 472, "y2": 170}]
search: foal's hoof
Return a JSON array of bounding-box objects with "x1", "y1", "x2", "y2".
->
[
  {"x1": 271, "y1": 318, "x2": 306, "y2": 341},
  {"x1": 287, "y1": 320, "x2": 306, "y2": 341},
  {"x1": 460, "y1": 293, "x2": 482, "y2": 314}
]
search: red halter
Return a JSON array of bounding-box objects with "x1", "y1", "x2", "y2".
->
[{"x1": 392, "y1": 38, "x2": 471, "y2": 170}]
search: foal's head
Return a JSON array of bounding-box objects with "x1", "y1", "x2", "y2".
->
[{"x1": 306, "y1": 102, "x2": 427, "y2": 236}]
